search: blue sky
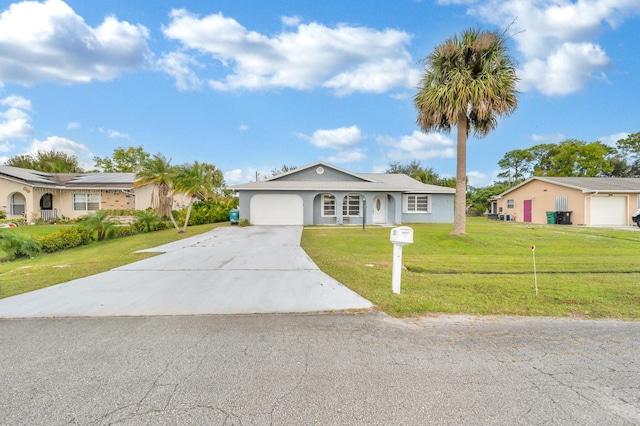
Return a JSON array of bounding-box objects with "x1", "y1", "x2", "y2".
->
[{"x1": 0, "y1": 0, "x2": 638, "y2": 186}]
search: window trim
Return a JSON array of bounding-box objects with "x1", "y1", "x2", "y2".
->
[
  {"x1": 73, "y1": 193, "x2": 100, "y2": 211},
  {"x1": 506, "y1": 199, "x2": 515, "y2": 209},
  {"x1": 321, "y1": 194, "x2": 336, "y2": 217},
  {"x1": 342, "y1": 194, "x2": 362, "y2": 217},
  {"x1": 403, "y1": 194, "x2": 430, "y2": 214}
]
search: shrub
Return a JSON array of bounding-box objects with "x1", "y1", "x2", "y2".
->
[
  {"x1": 134, "y1": 209, "x2": 165, "y2": 232},
  {"x1": 36, "y1": 226, "x2": 93, "y2": 253},
  {"x1": 0, "y1": 231, "x2": 41, "y2": 261},
  {"x1": 112, "y1": 225, "x2": 138, "y2": 239},
  {"x1": 78, "y1": 211, "x2": 118, "y2": 241}
]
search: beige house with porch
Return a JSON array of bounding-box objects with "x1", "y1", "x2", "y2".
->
[{"x1": 0, "y1": 166, "x2": 185, "y2": 222}]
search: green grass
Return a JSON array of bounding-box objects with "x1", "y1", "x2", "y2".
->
[
  {"x1": 0, "y1": 223, "x2": 226, "y2": 299},
  {"x1": 301, "y1": 218, "x2": 640, "y2": 319}
]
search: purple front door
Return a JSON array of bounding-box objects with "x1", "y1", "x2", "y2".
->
[{"x1": 523, "y1": 199, "x2": 532, "y2": 222}]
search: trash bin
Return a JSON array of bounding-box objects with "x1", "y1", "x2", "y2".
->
[
  {"x1": 556, "y1": 211, "x2": 572, "y2": 225},
  {"x1": 546, "y1": 211, "x2": 557, "y2": 224},
  {"x1": 229, "y1": 209, "x2": 239, "y2": 225}
]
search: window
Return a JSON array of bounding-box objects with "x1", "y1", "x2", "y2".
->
[
  {"x1": 322, "y1": 194, "x2": 335, "y2": 217},
  {"x1": 343, "y1": 194, "x2": 361, "y2": 217},
  {"x1": 555, "y1": 195, "x2": 568, "y2": 211},
  {"x1": 507, "y1": 199, "x2": 515, "y2": 209},
  {"x1": 74, "y1": 193, "x2": 100, "y2": 211},
  {"x1": 404, "y1": 194, "x2": 430, "y2": 213}
]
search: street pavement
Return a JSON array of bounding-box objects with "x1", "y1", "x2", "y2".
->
[
  {"x1": 0, "y1": 226, "x2": 372, "y2": 317},
  {"x1": 1, "y1": 312, "x2": 639, "y2": 425}
]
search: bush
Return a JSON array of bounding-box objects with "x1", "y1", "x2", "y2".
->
[
  {"x1": 112, "y1": 225, "x2": 139, "y2": 238},
  {"x1": 173, "y1": 197, "x2": 239, "y2": 227},
  {"x1": 36, "y1": 226, "x2": 93, "y2": 253},
  {"x1": 134, "y1": 209, "x2": 166, "y2": 232},
  {"x1": 0, "y1": 231, "x2": 41, "y2": 261}
]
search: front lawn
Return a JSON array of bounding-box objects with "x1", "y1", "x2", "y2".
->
[{"x1": 301, "y1": 218, "x2": 640, "y2": 319}]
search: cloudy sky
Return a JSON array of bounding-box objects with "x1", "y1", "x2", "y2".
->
[{"x1": 0, "y1": 0, "x2": 638, "y2": 186}]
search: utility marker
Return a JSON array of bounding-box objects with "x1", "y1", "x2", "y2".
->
[{"x1": 531, "y1": 245, "x2": 538, "y2": 297}]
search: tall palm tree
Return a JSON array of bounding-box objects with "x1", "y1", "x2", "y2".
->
[
  {"x1": 135, "y1": 154, "x2": 179, "y2": 231},
  {"x1": 173, "y1": 161, "x2": 224, "y2": 233},
  {"x1": 414, "y1": 28, "x2": 518, "y2": 235}
]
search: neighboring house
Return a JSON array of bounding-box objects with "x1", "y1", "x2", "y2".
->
[
  {"x1": 490, "y1": 176, "x2": 640, "y2": 227},
  {"x1": 231, "y1": 161, "x2": 456, "y2": 226},
  {"x1": 0, "y1": 166, "x2": 178, "y2": 221}
]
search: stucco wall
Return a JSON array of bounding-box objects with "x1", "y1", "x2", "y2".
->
[
  {"x1": 495, "y1": 180, "x2": 640, "y2": 226},
  {"x1": 401, "y1": 193, "x2": 454, "y2": 223}
]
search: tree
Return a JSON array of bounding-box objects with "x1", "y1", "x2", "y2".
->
[
  {"x1": 497, "y1": 149, "x2": 535, "y2": 184},
  {"x1": 270, "y1": 164, "x2": 297, "y2": 177},
  {"x1": 414, "y1": 28, "x2": 518, "y2": 235},
  {"x1": 78, "y1": 211, "x2": 117, "y2": 242},
  {"x1": 93, "y1": 146, "x2": 150, "y2": 173},
  {"x1": 531, "y1": 139, "x2": 614, "y2": 177},
  {"x1": 135, "y1": 154, "x2": 178, "y2": 229},
  {"x1": 172, "y1": 161, "x2": 225, "y2": 233},
  {"x1": 386, "y1": 160, "x2": 448, "y2": 186},
  {"x1": 5, "y1": 150, "x2": 83, "y2": 172},
  {"x1": 616, "y1": 132, "x2": 640, "y2": 177}
]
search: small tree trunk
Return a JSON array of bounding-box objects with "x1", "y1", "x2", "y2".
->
[
  {"x1": 182, "y1": 199, "x2": 194, "y2": 233},
  {"x1": 452, "y1": 111, "x2": 468, "y2": 236}
]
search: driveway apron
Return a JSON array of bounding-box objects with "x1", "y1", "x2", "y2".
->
[{"x1": 0, "y1": 226, "x2": 373, "y2": 318}]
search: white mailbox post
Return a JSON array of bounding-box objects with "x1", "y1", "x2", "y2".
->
[{"x1": 389, "y1": 226, "x2": 413, "y2": 294}]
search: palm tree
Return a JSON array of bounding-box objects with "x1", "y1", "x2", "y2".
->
[
  {"x1": 78, "y1": 210, "x2": 117, "y2": 242},
  {"x1": 135, "y1": 154, "x2": 180, "y2": 231},
  {"x1": 173, "y1": 161, "x2": 224, "y2": 233},
  {"x1": 414, "y1": 28, "x2": 518, "y2": 235}
]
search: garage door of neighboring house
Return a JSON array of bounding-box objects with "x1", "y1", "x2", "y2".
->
[
  {"x1": 250, "y1": 194, "x2": 304, "y2": 225},
  {"x1": 591, "y1": 196, "x2": 627, "y2": 226}
]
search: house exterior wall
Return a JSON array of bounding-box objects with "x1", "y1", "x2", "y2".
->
[
  {"x1": 494, "y1": 180, "x2": 640, "y2": 226},
  {"x1": 401, "y1": 193, "x2": 454, "y2": 223},
  {"x1": 238, "y1": 190, "x2": 454, "y2": 225},
  {"x1": 494, "y1": 180, "x2": 586, "y2": 225},
  {"x1": 0, "y1": 179, "x2": 35, "y2": 219}
]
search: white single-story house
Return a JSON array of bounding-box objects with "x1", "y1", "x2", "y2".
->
[
  {"x1": 0, "y1": 165, "x2": 186, "y2": 221},
  {"x1": 231, "y1": 161, "x2": 456, "y2": 226},
  {"x1": 490, "y1": 176, "x2": 640, "y2": 226}
]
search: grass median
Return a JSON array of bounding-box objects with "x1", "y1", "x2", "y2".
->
[
  {"x1": 301, "y1": 218, "x2": 640, "y2": 319},
  {"x1": 0, "y1": 223, "x2": 225, "y2": 299}
]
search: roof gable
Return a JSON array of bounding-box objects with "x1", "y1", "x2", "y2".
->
[{"x1": 267, "y1": 161, "x2": 375, "y2": 183}]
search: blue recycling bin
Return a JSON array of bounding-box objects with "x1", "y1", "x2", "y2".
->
[{"x1": 229, "y1": 209, "x2": 239, "y2": 225}]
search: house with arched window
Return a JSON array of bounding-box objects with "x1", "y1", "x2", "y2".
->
[
  {"x1": 232, "y1": 161, "x2": 455, "y2": 226},
  {"x1": 0, "y1": 166, "x2": 166, "y2": 222}
]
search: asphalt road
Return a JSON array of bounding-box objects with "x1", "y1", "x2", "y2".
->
[{"x1": 1, "y1": 312, "x2": 639, "y2": 425}]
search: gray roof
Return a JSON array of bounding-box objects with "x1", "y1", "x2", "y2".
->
[
  {"x1": 231, "y1": 162, "x2": 456, "y2": 194},
  {"x1": 496, "y1": 176, "x2": 640, "y2": 198},
  {"x1": 0, "y1": 166, "x2": 137, "y2": 189}
]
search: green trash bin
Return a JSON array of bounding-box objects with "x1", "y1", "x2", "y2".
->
[
  {"x1": 546, "y1": 211, "x2": 557, "y2": 224},
  {"x1": 229, "y1": 209, "x2": 239, "y2": 225}
]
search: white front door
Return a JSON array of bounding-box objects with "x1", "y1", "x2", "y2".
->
[{"x1": 372, "y1": 195, "x2": 387, "y2": 224}]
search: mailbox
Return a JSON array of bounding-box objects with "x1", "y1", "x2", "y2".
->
[{"x1": 390, "y1": 226, "x2": 413, "y2": 246}]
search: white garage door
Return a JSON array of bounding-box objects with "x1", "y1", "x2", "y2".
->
[
  {"x1": 591, "y1": 196, "x2": 627, "y2": 226},
  {"x1": 250, "y1": 194, "x2": 304, "y2": 225}
]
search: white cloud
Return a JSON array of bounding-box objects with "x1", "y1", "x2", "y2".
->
[
  {"x1": 304, "y1": 125, "x2": 362, "y2": 149},
  {"x1": 0, "y1": 142, "x2": 14, "y2": 153},
  {"x1": 599, "y1": 132, "x2": 629, "y2": 147},
  {"x1": 281, "y1": 16, "x2": 302, "y2": 27},
  {"x1": 26, "y1": 136, "x2": 94, "y2": 169},
  {"x1": 324, "y1": 150, "x2": 367, "y2": 163},
  {"x1": 157, "y1": 51, "x2": 203, "y2": 91},
  {"x1": 0, "y1": 0, "x2": 152, "y2": 85},
  {"x1": 161, "y1": 10, "x2": 415, "y2": 94},
  {"x1": 460, "y1": 0, "x2": 640, "y2": 96},
  {"x1": 531, "y1": 133, "x2": 565, "y2": 143},
  {"x1": 466, "y1": 170, "x2": 493, "y2": 187},
  {"x1": 67, "y1": 122, "x2": 80, "y2": 129},
  {"x1": 379, "y1": 130, "x2": 456, "y2": 161},
  {"x1": 239, "y1": 124, "x2": 249, "y2": 131},
  {"x1": 108, "y1": 130, "x2": 131, "y2": 139},
  {"x1": 0, "y1": 95, "x2": 33, "y2": 142},
  {"x1": 224, "y1": 167, "x2": 267, "y2": 185}
]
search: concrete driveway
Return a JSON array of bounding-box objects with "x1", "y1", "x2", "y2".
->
[{"x1": 0, "y1": 226, "x2": 372, "y2": 318}]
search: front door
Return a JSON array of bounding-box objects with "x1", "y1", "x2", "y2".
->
[
  {"x1": 372, "y1": 195, "x2": 387, "y2": 224},
  {"x1": 523, "y1": 199, "x2": 532, "y2": 223}
]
